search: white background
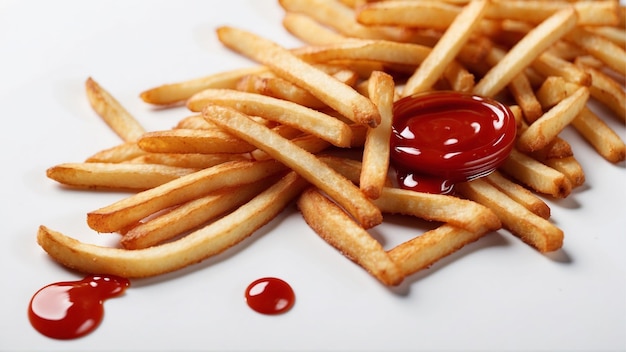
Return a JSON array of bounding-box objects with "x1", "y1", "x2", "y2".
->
[{"x1": 1, "y1": 1, "x2": 625, "y2": 351}]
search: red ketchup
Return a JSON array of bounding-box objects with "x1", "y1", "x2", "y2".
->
[
  {"x1": 245, "y1": 277, "x2": 295, "y2": 315},
  {"x1": 390, "y1": 91, "x2": 516, "y2": 194},
  {"x1": 28, "y1": 275, "x2": 130, "y2": 339}
]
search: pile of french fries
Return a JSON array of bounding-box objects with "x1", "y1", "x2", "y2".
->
[{"x1": 38, "y1": 0, "x2": 625, "y2": 286}]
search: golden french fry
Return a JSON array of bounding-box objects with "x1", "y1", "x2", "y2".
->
[
  {"x1": 131, "y1": 152, "x2": 249, "y2": 169},
  {"x1": 235, "y1": 73, "x2": 327, "y2": 109},
  {"x1": 139, "y1": 66, "x2": 267, "y2": 105},
  {"x1": 87, "y1": 159, "x2": 285, "y2": 233},
  {"x1": 456, "y1": 178, "x2": 563, "y2": 253},
  {"x1": 541, "y1": 156, "x2": 585, "y2": 189},
  {"x1": 85, "y1": 142, "x2": 145, "y2": 163},
  {"x1": 38, "y1": 171, "x2": 308, "y2": 277},
  {"x1": 388, "y1": 224, "x2": 492, "y2": 278},
  {"x1": 356, "y1": 0, "x2": 461, "y2": 30},
  {"x1": 373, "y1": 187, "x2": 501, "y2": 233},
  {"x1": 360, "y1": 71, "x2": 394, "y2": 199},
  {"x1": 203, "y1": 104, "x2": 383, "y2": 229},
  {"x1": 500, "y1": 149, "x2": 572, "y2": 198},
  {"x1": 586, "y1": 26, "x2": 626, "y2": 49},
  {"x1": 138, "y1": 128, "x2": 256, "y2": 154},
  {"x1": 188, "y1": 89, "x2": 352, "y2": 147},
  {"x1": 532, "y1": 52, "x2": 592, "y2": 87},
  {"x1": 485, "y1": 0, "x2": 618, "y2": 26},
  {"x1": 473, "y1": 7, "x2": 577, "y2": 97},
  {"x1": 571, "y1": 107, "x2": 626, "y2": 163},
  {"x1": 297, "y1": 187, "x2": 403, "y2": 286},
  {"x1": 507, "y1": 71, "x2": 543, "y2": 124},
  {"x1": 282, "y1": 12, "x2": 346, "y2": 45},
  {"x1": 402, "y1": 0, "x2": 488, "y2": 96},
  {"x1": 485, "y1": 171, "x2": 550, "y2": 219},
  {"x1": 216, "y1": 26, "x2": 381, "y2": 127},
  {"x1": 85, "y1": 77, "x2": 146, "y2": 142},
  {"x1": 279, "y1": 0, "x2": 414, "y2": 42},
  {"x1": 517, "y1": 87, "x2": 589, "y2": 153},
  {"x1": 121, "y1": 178, "x2": 275, "y2": 249},
  {"x1": 46, "y1": 162, "x2": 197, "y2": 190}
]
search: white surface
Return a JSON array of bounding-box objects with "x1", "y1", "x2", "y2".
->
[{"x1": 1, "y1": 1, "x2": 625, "y2": 351}]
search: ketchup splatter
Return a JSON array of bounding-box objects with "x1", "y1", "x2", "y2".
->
[
  {"x1": 28, "y1": 274, "x2": 130, "y2": 339},
  {"x1": 245, "y1": 277, "x2": 295, "y2": 315},
  {"x1": 390, "y1": 91, "x2": 516, "y2": 194}
]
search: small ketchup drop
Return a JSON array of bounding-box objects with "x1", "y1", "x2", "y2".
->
[
  {"x1": 245, "y1": 277, "x2": 295, "y2": 315},
  {"x1": 28, "y1": 274, "x2": 130, "y2": 339},
  {"x1": 390, "y1": 91, "x2": 516, "y2": 194}
]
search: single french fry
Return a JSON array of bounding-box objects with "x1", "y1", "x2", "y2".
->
[
  {"x1": 373, "y1": 187, "x2": 501, "y2": 233},
  {"x1": 87, "y1": 159, "x2": 285, "y2": 233},
  {"x1": 46, "y1": 162, "x2": 197, "y2": 190},
  {"x1": 282, "y1": 12, "x2": 346, "y2": 45},
  {"x1": 571, "y1": 107, "x2": 626, "y2": 163},
  {"x1": 297, "y1": 187, "x2": 403, "y2": 286},
  {"x1": 188, "y1": 89, "x2": 352, "y2": 147},
  {"x1": 121, "y1": 178, "x2": 275, "y2": 249},
  {"x1": 132, "y1": 152, "x2": 250, "y2": 169},
  {"x1": 85, "y1": 142, "x2": 145, "y2": 163},
  {"x1": 216, "y1": 26, "x2": 381, "y2": 127},
  {"x1": 85, "y1": 77, "x2": 146, "y2": 142},
  {"x1": 388, "y1": 223, "x2": 492, "y2": 278},
  {"x1": 138, "y1": 128, "x2": 256, "y2": 154},
  {"x1": 473, "y1": 7, "x2": 577, "y2": 97},
  {"x1": 456, "y1": 178, "x2": 563, "y2": 253},
  {"x1": 402, "y1": 0, "x2": 488, "y2": 96},
  {"x1": 485, "y1": 171, "x2": 551, "y2": 219},
  {"x1": 500, "y1": 148, "x2": 572, "y2": 198},
  {"x1": 203, "y1": 104, "x2": 383, "y2": 229},
  {"x1": 507, "y1": 71, "x2": 544, "y2": 124},
  {"x1": 361, "y1": 71, "x2": 394, "y2": 199},
  {"x1": 139, "y1": 66, "x2": 268, "y2": 105},
  {"x1": 517, "y1": 87, "x2": 589, "y2": 153},
  {"x1": 38, "y1": 171, "x2": 308, "y2": 278},
  {"x1": 251, "y1": 133, "x2": 332, "y2": 161}
]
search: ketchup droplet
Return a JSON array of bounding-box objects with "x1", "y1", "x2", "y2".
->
[
  {"x1": 245, "y1": 277, "x2": 295, "y2": 315},
  {"x1": 28, "y1": 275, "x2": 130, "y2": 339},
  {"x1": 390, "y1": 91, "x2": 516, "y2": 194}
]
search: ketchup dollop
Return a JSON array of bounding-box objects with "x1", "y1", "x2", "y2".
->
[
  {"x1": 390, "y1": 91, "x2": 516, "y2": 194},
  {"x1": 245, "y1": 277, "x2": 295, "y2": 315},
  {"x1": 28, "y1": 274, "x2": 130, "y2": 339}
]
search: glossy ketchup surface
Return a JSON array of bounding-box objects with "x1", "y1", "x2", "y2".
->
[
  {"x1": 390, "y1": 91, "x2": 516, "y2": 194},
  {"x1": 28, "y1": 274, "x2": 130, "y2": 339},
  {"x1": 245, "y1": 277, "x2": 295, "y2": 315}
]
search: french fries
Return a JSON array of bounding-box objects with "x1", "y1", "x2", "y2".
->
[
  {"x1": 37, "y1": 0, "x2": 625, "y2": 288},
  {"x1": 85, "y1": 77, "x2": 146, "y2": 142}
]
